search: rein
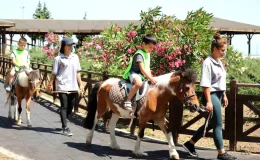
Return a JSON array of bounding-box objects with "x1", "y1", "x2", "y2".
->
[
  {"x1": 197, "y1": 105, "x2": 213, "y2": 138},
  {"x1": 50, "y1": 90, "x2": 79, "y2": 94},
  {"x1": 30, "y1": 87, "x2": 41, "y2": 95}
]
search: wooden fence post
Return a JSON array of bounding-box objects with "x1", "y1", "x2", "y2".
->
[
  {"x1": 3, "y1": 58, "x2": 6, "y2": 79},
  {"x1": 229, "y1": 79, "x2": 238, "y2": 151}
]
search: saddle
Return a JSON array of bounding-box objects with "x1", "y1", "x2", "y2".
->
[
  {"x1": 4, "y1": 68, "x2": 25, "y2": 93},
  {"x1": 109, "y1": 79, "x2": 150, "y2": 108}
]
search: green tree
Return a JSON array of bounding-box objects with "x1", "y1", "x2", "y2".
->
[
  {"x1": 32, "y1": 1, "x2": 42, "y2": 19},
  {"x1": 33, "y1": 1, "x2": 52, "y2": 19},
  {"x1": 42, "y1": 2, "x2": 52, "y2": 19},
  {"x1": 31, "y1": 1, "x2": 52, "y2": 46}
]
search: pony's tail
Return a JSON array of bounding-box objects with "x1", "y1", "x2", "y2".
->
[{"x1": 83, "y1": 82, "x2": 101, "y2": 129}]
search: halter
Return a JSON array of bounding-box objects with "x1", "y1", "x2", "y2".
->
[
  {"x1": 178, "y1": 76, "x2": 197, "y2": 112},
  {"x1": 29, "y1": 87, "x2": 41, "y2": 95},
  {"x1": 28, "y1": 74, "x2": 41, "y2": 95},
  {"x1": 179, "y1": 79, "x2": 196, "y2": 102}
]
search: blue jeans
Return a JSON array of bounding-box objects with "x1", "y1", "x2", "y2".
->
[{"x1": 191, "y1": 91, "x2": 224, "y2": 150}]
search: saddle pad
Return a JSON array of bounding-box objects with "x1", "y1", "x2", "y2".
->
[
  {"x1": 109, "y1": 81, "x2": 127, "y2": 106},
  {"x1": 109, "y1": 80, "x2": 149, "y2": 106}
]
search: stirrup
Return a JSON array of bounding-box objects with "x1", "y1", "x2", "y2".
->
[{"x1": 124, "y1": 101, "x2": 132, "y2": 111}]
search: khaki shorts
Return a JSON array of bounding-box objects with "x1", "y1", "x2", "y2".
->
[{"x1": 129, "y1": 72, "x2": 142, "y2": 84}]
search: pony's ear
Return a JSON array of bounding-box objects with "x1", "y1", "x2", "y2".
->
[
  {"x1": 170, "y1": 74, "x2": 181, "y2": 83},
  {"x1": 25, "y1": 70, "x2": 30, "y2": 76}
]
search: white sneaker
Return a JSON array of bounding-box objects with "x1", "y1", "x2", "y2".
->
[
  {"x1": 124, "y1": 101, "x2": 132, "y2": 111},
  {"x1": 6, "y1": 85, "x2": 12, "y2": 91}
]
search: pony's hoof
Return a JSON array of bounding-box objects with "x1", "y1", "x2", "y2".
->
[
  {"x1": 110, "y1": 144, "x2": 121, "y2": 150},
  {"x1": 27, "y1": 125, "x2": 32, "y2": 128},
  {"x1": 86, "y1": 140, "x2": 92, "y2": 145},
  {"x1": 171, "y1": 155, "x2": 180, "y2": 160},
  {"x1": 134, "y1": 151, "x2": 144, "y2": 157},
  {"x1": 17, "y1": 121, "x2": 22, "y2": 126}
]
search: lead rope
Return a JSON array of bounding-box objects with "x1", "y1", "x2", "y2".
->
[{"x1": 203, "y1": 111, "x2": 213, "y2": 138}]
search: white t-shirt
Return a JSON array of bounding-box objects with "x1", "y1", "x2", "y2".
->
[
  {"x1": 200, "y1": 56, "x2": 226, "y2": 92},
  {"x1": 52, "y1": 53, "x2": 81, "y2": 91}
]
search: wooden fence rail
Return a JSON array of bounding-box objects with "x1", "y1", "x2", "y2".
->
[{"x1": 0, "y1": 57, "x2": 259, "y2": 151}]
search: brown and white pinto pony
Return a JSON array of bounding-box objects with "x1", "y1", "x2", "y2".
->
[
  {"x1": 6, "y1": 69, "x2": 41, "y2": 127},
  {"x1": 83, "y1": 69, "x2": 200, "y2": 159}
]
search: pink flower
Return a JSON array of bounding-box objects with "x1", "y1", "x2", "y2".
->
[
  {"x1": 127, "y1": 48, "x2": 133, "y2": 54},
  {"x1": 159, "y1": 64, "x2": 164, "y2": 69},
  {"x1": 176, "y1": 46, "x2": 181, "y2": 51},
  {"x1": 102, "y1": 51, "x2": 106, "y2": 56},
  {"x1": 136, "y1": 45, "x2": 142, "y2": 49},
  {"x1": 169, "y1": 62, "x2": 174, "y2": 68},
  {"x1": 167, "y1": 41, "x2": 173, "y2": 46},
  {"x1": 78, "y1": 52, "x2": 82, "y2": 56},
  {"x1": 87, "y1": 42, "x2": 94, "y2": 47},
  {"x1": 112, "y1": 51, "x2": 116, "y2": 54},
  {"x1": 174, "y1": 61, "x2": 180, "y2": 68},
  {"x1": 167, "y1": 55, "x2": 173, "y2": 60},
  {"x1": 127, "y1": 31, "x2": 137, "y2": 37},
  {"x1": 184, "y1": 44, "x2": 188, "y2": 49},
  {"x1": 93, "y1": 55, "x2": 98, "y2": 60},
  {"x1": 95, "y1": 45, "x2": 101, "y2": 50},
  {"x1": 122, "y1": 56, "x2": 127, "y2": 61},
  {"x1": 85, "y1": 51, "x2": 90, "y2": 55}
]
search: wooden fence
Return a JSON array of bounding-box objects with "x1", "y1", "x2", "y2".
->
[{"x1": 0, "y1": 57, "x2": 259, "y2": 151}]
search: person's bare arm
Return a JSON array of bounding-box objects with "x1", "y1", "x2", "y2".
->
[
  {"x1": 139, "y1": 62, "x2": 157, "y2": 85},
  {"x1": 46, "y1": 74, "x2": 56, "y2": 93},
  {"x1": 203, "y1": 87, "x2": 213, "y2": 112}
]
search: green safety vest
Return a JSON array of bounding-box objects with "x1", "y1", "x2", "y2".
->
[
  {"x1": 12, "y1": 49, "x2": 30, "y2": 71},
  {"x1": 123, "y1": 49, "x2": 150, "y2": 80}
]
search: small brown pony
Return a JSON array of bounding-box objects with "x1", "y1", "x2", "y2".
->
[
  {"x1": 83, "y1": 69, "x2": 200, "y2": 159},
  {"x1": 5, "y1": 68, "x2": 41, "y2": 127}
]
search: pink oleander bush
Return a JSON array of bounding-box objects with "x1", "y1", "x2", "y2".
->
[
  {"x1": 42, "y1": 31, "x2": 60, "y2": 60},
  {"x1": 77, "y1": 7, "x2": 214, "y2": 75}
]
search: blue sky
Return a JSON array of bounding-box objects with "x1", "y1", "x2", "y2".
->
[{"x1": 0, "y1": 0, "x2": 260, "y2": 56}]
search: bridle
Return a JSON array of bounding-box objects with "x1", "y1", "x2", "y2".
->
[
  {"x1": 29, "y1": 79, "x2": 41, "y2": 95},
  {"x1": 178, "y1": 77, "x2": 198, "y2": 112}
]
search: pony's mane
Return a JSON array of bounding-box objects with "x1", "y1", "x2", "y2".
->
[
  {"x1": 29, "y1": 70, "x2": 40, "y2": 81},
  {"x1": 155, "y1": 72, "x2": 174, "y2": 87},
  {"x1": 153, "y1": 69, "x2": 197, "y2": 88},
  {"x1": 174, "y1": 69, "x2": 197, "y2": 83}
]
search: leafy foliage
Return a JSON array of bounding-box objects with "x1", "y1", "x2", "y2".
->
[
  {"x1": 30, "y1": 47, "x2": 53, "y2": 64},
  {"x1": 223, "y1": 46, "x2": 245, "y2": 81},
  {"x1": 32, "y1": 1, "x2": 52, "y2": 42},
  {"x1": 77, "y1": 6, "x2": 214, "y2": 75},
  {"x1": 41, "y1": 32, "x2": 60, "y2": 60},
  {"x1": 33, "y1": 1, "x2": 52, "y2": 19},
  {"x1": 231, "y1": 58, "x2": 260, "y2": 95}
]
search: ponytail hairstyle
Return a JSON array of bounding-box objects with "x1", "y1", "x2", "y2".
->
[{"x1": 211, "y1": 33, "x2": 227, "y2": 52}]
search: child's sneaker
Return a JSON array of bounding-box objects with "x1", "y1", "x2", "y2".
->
[
  {"x1": 5, "y1": 85, "x2": 12, "y2": 92},
  {"x1": 124, "y1": 101, "x2": 132, "y2": 111},
  {"x1": 63, "y1": 127, "x2": 73, "y2": 136}
]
